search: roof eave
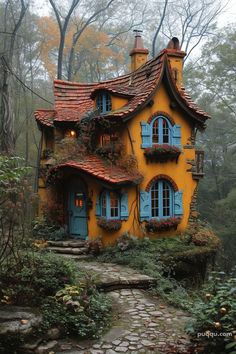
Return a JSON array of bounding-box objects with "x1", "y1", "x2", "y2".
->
[{"x1": 47, "y1": 163, "x2": 141, "y2": 186}]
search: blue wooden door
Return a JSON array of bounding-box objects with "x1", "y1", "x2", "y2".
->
[{"x1": 69, "y1": 191, "x2": 87, "y2": 239}]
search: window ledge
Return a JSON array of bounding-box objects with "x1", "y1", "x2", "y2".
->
[
  {"x1": 145, "y1": 217, "x2": 182, "y2": 232},
  {"x1": 144, "y1": 145, "x2": 181, "y2": 163},
  {"x1": 97, "y1": 218, "x2": 121, "y2": 232}
]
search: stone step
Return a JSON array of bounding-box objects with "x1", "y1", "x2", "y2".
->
[
  {"x1": 97, "y1": 278, "x2": 156, "y2": 292},
  {"x1": 47, "y1": 240, "x2": 87, "y2": 248},
  {"x1": 47, "y1": 246, "x2": 88, "y2": 255},
  {"x1": 57, "y1": 254, "x2": 91, "y2": 261}
]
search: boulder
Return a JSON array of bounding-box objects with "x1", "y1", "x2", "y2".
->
[
  {"x1": 35, "y1": 340, "x2": 58, "y2": 354},
  {"x1": 0, "y1": 306, "x2": 42, "y2": 336}
]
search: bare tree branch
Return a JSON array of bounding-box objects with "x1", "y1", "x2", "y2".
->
[
  {"x1": 152, "y1": 0, "x2": 168, "y2": 57},
  {"x1": 49, "y1": 0, "x2": 81, "y2": 79}
]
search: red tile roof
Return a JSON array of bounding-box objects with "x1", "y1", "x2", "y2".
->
[
  {"x1": 48, "y1": 155, "x2": 143, "y2": 185},
  {"x1": 35, "y1": 48, "x2": 210, "y2": 128},
  {"x1": 179, "y1": 87, "x2": 209, "y2": 119},
  {"x1": 35, "y1": 109, "x2": 56, "y2": 127}
]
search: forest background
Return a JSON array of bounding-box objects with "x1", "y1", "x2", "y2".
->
[{"x1": 0, "y1": 0, "x2": 235, "y2": 270}]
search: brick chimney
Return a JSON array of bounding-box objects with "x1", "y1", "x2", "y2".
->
[
  {"x1": 166, "y1": 37, "x2": 186, "y2": 88},
  {"x1": 129, "y1": 30, "x2": 149, "y2": 72}
]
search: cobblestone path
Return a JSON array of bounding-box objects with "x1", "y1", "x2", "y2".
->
[
  {"x1": 76, "y1": 261, "x2": 156, "y2": 290},
  {"x1": 58, "y1": 261, "x2": 193, "y2": 354}
]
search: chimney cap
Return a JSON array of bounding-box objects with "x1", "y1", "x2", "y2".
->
[
  {"x1": 167, "y1": 37, "x2": 180, "y2": 50},
  {"x1": 130, "y1": 30, "x2": 149, "y2": 56},
  {"x1": 133, "y1": 29, "x2": 143, "y2": 36}
]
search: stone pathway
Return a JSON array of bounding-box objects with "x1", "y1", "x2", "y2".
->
[
  {"x1": 76, "y1": 261, "x2": 156, "y2": 291},
  {"x1": 57, "y1": 261, "x2": 194, "y2": 354}
]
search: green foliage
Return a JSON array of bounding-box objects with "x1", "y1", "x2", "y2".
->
[
  {"x1": 186, "y1": 271, "x2": 236, "y2": 353},
  {"x1": 184, "y1": 26, "x2": 236, "y2": 271},
  {"x1": 0, "y1": 155, "x2": 36, "y2": 268},
  {"x1": 0, "y1": 252, "x2": 77, "y2": 306},
  {"x1": 32, "y1": 216, "x2": 68, "y2": 241},
  {"x1": 95, "y1": 142, "x2": 124, "y2": 163},
  {"x1": 41, "y1": 288, "x2": 112, "y2": 339},
  {"x1": 96, "y1": 230, "x2": 218, "y2": 310}
]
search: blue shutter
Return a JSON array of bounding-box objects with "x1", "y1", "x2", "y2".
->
[
  {"x1": 172, "y1": 124, "x2": 181, "y2": 148},
  {"x1": 140, "y1": 190, "x2": 150, "y2": 221},
  {"x1": 174, "y1": 190, "x2": 183, "y2": 216},
  {"x1": 140, "y1": 121, "x2": 151, "y2": 148},
  {"x1": 120, "y1": 192, "x2": 129, "y2": 220},
  {"x1": 95, "y1": 195, "x2": 101, "y2": 217}
]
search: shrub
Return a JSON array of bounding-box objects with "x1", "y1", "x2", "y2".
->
[
  {"x1": 41, "y1": 286, "x2": 112, "y2": 339},
  {"x1": 32, "y1": 217, "x2": 68, "y2": 241},
  {"x1": 186, "y1": 220, "x2": 220, "y2": 248},
  {"x1": 0, "y1": 252, "x2": 77, "y2": 306},
  {"x1": 87, "y1": 237, "x2": 104, "y2": 255},
  {"x1": 0, "y1": 156, "x2": 36, "y2": 269},
  {"x1": 186, "y1": 271, "x2": 236, "y2": 353},
  {"x1": 95, "y1": 143, "x2": 124, "y2": 163}
]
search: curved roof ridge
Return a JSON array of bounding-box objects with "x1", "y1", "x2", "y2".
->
[{"x1": 35, "y1": 48, "x2": 209, "y2": 128}]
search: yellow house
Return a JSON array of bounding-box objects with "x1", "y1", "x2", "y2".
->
[{"x1": 34, "y1": 34, "x2": 209, "y2": 246}]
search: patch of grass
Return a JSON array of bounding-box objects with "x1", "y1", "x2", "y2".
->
[{"x1": 96, "y1": 224, "x2": 220, "y2": 311}]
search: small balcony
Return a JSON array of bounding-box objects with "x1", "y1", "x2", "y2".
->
[{"x1": 192, "y1": 150, "x2": 204, "y2": 179}]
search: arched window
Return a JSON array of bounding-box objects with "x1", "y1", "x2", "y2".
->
[
  {"x1": 96, "y1": 92, "x2": 112, "y2": 114},
  {"x1": 150, "y1": 179, "x2": 173, "y2": 218},
  {"x1": 100, "y1": 190, "x2": 120, "y2": 219},
  {"x1": 140, "y1": 178, "x2": 183, "y2": 221},
  {"x1": 140, "y1": 115, "x2": 181, "y2": 149},
  {"x1": 152, "y1": 117, "x2": 171, "y2": 145}
]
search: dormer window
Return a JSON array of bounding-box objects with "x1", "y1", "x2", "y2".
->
[{"x1": 96, "y1": 92, "x2": 112, "y2": 114}]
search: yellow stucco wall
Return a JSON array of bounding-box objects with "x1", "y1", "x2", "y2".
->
[
  {"x1": 85, "y1": 83, "x2": 198, "y2": 245},
  {"x1": 38, "y1": 69, "x2": 199, "y2": 246},
  {"x1": 167, "y1": 56, "x2": 184, "y2": 88}
]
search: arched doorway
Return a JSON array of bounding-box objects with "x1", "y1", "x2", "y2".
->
[{"x1": 67, "y1": 177, "x2": 88, "y2": 239}]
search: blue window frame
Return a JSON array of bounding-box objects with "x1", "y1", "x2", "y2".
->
[
  {"x1": 97, "y1": 92, "x2": 112, "y2": 114},
  {"x1": 150, "y1": 180, "x2": 173, "y2": 218},
  {"x1": 152, "y1": 117, "x2": 171, "y2": 145},
  {"x1": 140, "y1": 117, "x2": 181, "y2": 148},
  {"x1": 140, "y1": 183, "x2": 183, "y2": 221},
  {"x1": 100, "y1": 190, "x2": 120, "y2": 219}
]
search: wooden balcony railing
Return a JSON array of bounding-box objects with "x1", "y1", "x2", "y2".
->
[{"x1": 192, "y1": 150, "x2": 204, "y2": 179}]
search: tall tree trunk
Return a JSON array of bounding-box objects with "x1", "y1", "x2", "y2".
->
[
  {"x1": 0, "y1": 58, "x2": 15, "y2": 154},
  {"x1": 57, "y1": 33, "x2": 66, "y2": 80},
  {"x1": 0, "y1": 0, "x2": 28, "y2": 154}
]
